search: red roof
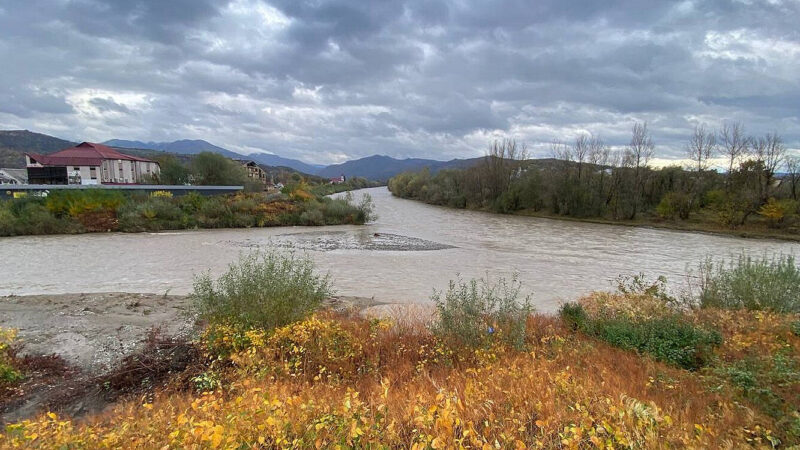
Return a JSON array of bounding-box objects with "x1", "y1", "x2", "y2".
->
[{"x1": 26, "y1": 142, "x2": 155, "y2": 167}]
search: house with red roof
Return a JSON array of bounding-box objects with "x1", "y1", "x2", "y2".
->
[{"x1": 25, "y1": 142, "x2": 160, "y2": 185}]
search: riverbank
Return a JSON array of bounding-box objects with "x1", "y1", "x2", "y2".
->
[
  {"x1": 0, "y1": 292, "x2": 389, "y2": 423},
  {"x1": 0, "y1": 189, "x2": 374, "y2": 237},
  {"x1": 2, "y1": 247, "x2": 800, "y2": 446},
  {"x1": 389, "y1": 191, "x2": 800, "y2": 242},
  {"x1": 514, "y1": 208, "x2": 800, "y2": 242},
  {"x1": 2, "y1": 291, "x2": 798, "y2": 447}
]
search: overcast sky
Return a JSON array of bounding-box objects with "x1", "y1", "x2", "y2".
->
[{"x1": 0, "y1": 0, "x2": 798, "y2": 165}]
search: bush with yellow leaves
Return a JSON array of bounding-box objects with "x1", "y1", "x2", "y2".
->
[
  {"x1": 0, "y1": 327, "x2": 22, "y2": 384},
  {"x1": 2, "y1": 294, "x2": 799, "y2": 448}
]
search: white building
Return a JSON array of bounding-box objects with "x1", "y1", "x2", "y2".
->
[{"x1": 25, "y1": 142, "x2": 160, "y2": 185}]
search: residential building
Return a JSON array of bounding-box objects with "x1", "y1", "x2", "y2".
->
[
  {"x1": 234, "y1": 159, "x2": 269, "y2": 188},
  {"x1": 0, "y1": 168, "x2": 28, "y2": 185},
  {"x1": 329, "y1": 174, "x2": 346, "y2": 184},
  {"x1": 25, "y1": 142, "x2": 160, "y2": 185}
]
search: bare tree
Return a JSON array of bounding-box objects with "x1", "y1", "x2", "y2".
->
[
  {"x1": 573, "y1": 134, "x2": 590, "y2": 179},
  {"x1": 787, "y1": 156, "x2": 800, "y2": 200},
  {"x1": 719, "y1": 121, "x2": 749, "y2": 188},
  {"x1": 686, "y1": 123, "x2": 716, "y2": 172},
  {"x1": 751, "y1": 132, "x2": 786, "y2": 201},
  {"x1": 624, "y1": 122, "x2": 655, "y2": 219},
  {"x1": 587, "y1": 135, "x2": 609, "y2": 166},
  {"x1": 550, "y1": 139, "x2": 571, "y2": 162},
  {"x1": 483, "y1": 138, "x2": 528, "y2": 200},
  {"x1": 626, "y1": 122, "x2": 655, "y2": 171}
]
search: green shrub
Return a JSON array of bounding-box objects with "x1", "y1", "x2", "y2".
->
[
  {"x1": 191, "y1": 251, "x2": 332, "y2": 330},
  {"x1": 698, "y1": 254, "x2": 800, "y2": 313},
  {"x1": 356, "y1": 193, "x2": 376, "y2": 223},
  {"x1": 299, "y1": 208, "x2": 325, "y2": 226},
  {"x1": 178, "y1": 191, "x2": 206, "y2": 214},
  {"x1": 197, "y1": 198, "x2": 231, "y2": 228},
  {"x1": 559, "y1": 302, "x2": 589, "y2": 331},
  {"x1": 588, "y1": 316, "x2": 721, "y2": 370},
  {"x1": 44, "y1": 189, "x2": 125, "y2": 218},
  {"x1": 0, "y1": 327, "x2": 22, "y2": 384},
  {"x1": 791, "y1": 321, "x2": 800, "y2": 337},
  {"x1": 321, "y1": 198, "x2": 355, "y2": 224},
  {"x1": 656, "y1": 192, "x2": 691, "y2": 220},
  {"x1": 713, "y1": 351, "x2": 800, "y2": 424},
  {"x1": 432, "y1": 275, "x2": 533, "y2": 350},
  {"x1": 560, "y1": 301, "x2": 721, "y2": 370}
]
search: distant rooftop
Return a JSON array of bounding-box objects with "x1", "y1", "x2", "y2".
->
[{"x1": 26, "y1": 142, "x2": 155, "y2": 167}]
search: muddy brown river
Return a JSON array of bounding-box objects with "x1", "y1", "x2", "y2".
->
[{"x1": 1, "y1": 187, "x2": 798, "y2": 312}]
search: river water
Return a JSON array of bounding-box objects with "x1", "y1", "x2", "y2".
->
[{"x1": 1, "y1": 187, "x2": 798, "y2": 312}]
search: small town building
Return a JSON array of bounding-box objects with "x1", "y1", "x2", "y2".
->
[
  {"x1": 234, "y1": 159, "x2": 270, "y2": 188},
  {"x1": 329, "y1": 174, "x2": 346, "y2": 184},
  {"x1": 0, "y1": 168, "x2": 28, "y2": 185},
  {"x1": 25, "y1": 142, "x2": 160, "y2": 185}
]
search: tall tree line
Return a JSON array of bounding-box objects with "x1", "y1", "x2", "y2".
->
[{"x1": 388, "y1": 122, "x2": 799, "y2": 231}]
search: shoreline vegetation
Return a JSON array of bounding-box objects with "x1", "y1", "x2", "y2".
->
[
  {"x1": 0, "y1": 181, "x2": 376, "y2": 238},
  {"x1": 2, "y1": 252, "x2": 799, "y2": 447},
  {"x1": 388, "y1": 124, "x2": 800, "y2": 241}
]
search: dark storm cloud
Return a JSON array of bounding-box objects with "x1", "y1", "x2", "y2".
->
[{"x1": 0, "y1": 0, "x2": 797, "y2": 164}]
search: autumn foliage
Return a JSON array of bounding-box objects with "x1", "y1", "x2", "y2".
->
[{"x1": 2, "y1": 289, "x2": 799, "y2": 448}]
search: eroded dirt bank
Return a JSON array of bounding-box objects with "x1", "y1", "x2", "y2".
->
[{"x1": 0, "y1": 292, "x2": 395, "y2": 423}]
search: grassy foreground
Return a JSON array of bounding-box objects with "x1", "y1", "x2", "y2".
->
[{"x1": 1, "y1": 256, "x2": 799, "y2": 448}]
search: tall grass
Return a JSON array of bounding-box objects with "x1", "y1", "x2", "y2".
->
[
  {"x1": 698, "y1": 253, "x2": 800, "y2": 312},
  {"x1": 191, "y1": 251, "x2": 332, "y2": 330},
  {"x1": 431, "y1": 275, "x2": 532, "y2": 350}
]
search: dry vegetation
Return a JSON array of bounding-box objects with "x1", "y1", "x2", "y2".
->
[{"x1": 1, "y1": 255, "x2": 799, "y2": 448}]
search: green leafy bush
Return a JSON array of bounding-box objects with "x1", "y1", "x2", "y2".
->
[
  {"x1": 656, "y1": 192, "x2": 691, "y2": 220},
  {"x1": 588, "y1": 316, "x2": 721, "y2": 370},
  {"x1": 432, "y1": 275, "x2": 533, "y2": 350},
  {"x1": 559, "y1": 302, "x2": 589, "y2": 332},
  {"x1": 0, "y1": 327, "x2": 23, "y2": 384},
  {"x1": 559, "y1": 302, "x2": 721, "y2": 370},
  {"x1": 191, "y1": 251, "x2": 332, "y2": 330},
  {"x1": 698, "y1": 254, "x2": 800, "y2": 312}
]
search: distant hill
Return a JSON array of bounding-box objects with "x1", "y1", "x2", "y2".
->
[
  {"x1": 105, "y1": 139, "x2": 321, "y2": 175},
  {"x1": 0, "y1": 130, "x2": 76, "y2": 168},
  {"x1": 1, "y1": 129, "x2": 488, "y2": 181},
  {"x1": 316, "y1": 154, "x2": 485, "y2": 181}
]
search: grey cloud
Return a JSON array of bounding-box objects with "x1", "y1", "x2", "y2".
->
[
  {"x1": 89, "y1": 97, "x2": 132, "y2": 114},
  {"x1": 0, "y1": 0, "x2": 797, "y2": 164}
]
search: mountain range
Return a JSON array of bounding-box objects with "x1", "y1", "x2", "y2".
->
[
  {"x1": 0, "y1": 130, "x2": 485, "y2": 181},
  {"x1": 103, "y1": 139, "x2": 323, "y2": 175}
]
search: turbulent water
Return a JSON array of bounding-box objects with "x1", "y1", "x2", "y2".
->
[{"x1": 1, "y1": 187, "x2": 798, "y2": 312}]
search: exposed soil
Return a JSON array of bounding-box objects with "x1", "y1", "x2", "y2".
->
[{"x1": 0, "y1": 292, "x2": 387, "y2": 424}]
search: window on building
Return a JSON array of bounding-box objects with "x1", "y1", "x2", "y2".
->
[{"x1": 90, "y1": 167, "x2": 97, "y2": 180}]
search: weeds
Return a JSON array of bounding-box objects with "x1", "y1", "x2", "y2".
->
[
  {"x1": 698, "y1": 253, "x2": 800, "y2": 312},
  {"x1": 191, "y1": 251, "x2": 332, "y2": 331},
  {"x1": 0, "y1": 328, "x2": 22, "y2": 384},
  {"x1": 431, "y1": 275, "x2": 532, "y2": 351},
  {"x1": 560, "y1": 302, "x2": 721, "y2": 370}
]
